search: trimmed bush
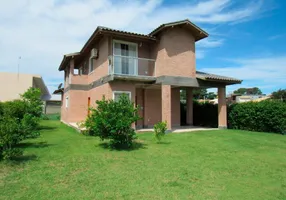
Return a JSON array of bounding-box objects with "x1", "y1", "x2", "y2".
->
[
  {"x1": 154, "y1": 121, "x2": 167, "y2": 142},
  {"x1": 229, "y1": 101, "x2": 286, "y2": 134},
  {"x1": 85, "y1": 95, "x2": 141, "y2": 149}
]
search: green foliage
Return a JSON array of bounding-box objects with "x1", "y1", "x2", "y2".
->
[
  {"x1": 85, "y1": 95, "x2": 141, "y2": 149},
  {"x1": 233, "y1": 87, "x2": 262, "y2": 95},
  {"x1": 154, "y1": 121, "x2": 167, "y2": 142},
  {"x1": 0, "y1": 87, "x2": 43, "y2": 160},
  {"x1": 42, "y1": 113, "x2": 61, "y2": 120},
  {"x1": 193, "y1": 88, "x2": 207, "y2": 99},
  {"x1": 271, "y1": 88, "x2": 286, "y2": 102},
  {"x1": 229, "y1": 101, "x2": 286, "y2": 134}
]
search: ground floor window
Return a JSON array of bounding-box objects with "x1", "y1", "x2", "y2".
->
[
  {"x1": 113, "y1": 91, "x2": 131, "y2": 102},
  {"x1": 65, "y1": 96, "x2": 69, "y2": 108}
]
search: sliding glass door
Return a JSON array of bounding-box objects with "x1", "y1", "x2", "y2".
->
[{"x1": 113, "y1": 40, "x2": 138, "y2": 75}]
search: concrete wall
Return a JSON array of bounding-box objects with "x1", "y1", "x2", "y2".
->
[
  {"x1": 152, "y1": 27, "x2": 196, "y2": 77},
  {"x1": 0, "y1": 73, "x2": 33, "y2": 101}
]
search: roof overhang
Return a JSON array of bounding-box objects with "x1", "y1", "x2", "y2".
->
[
  {"x1": 196, "y1": 71, "x2": 242, "y2": 85},
  {"x1": 58, "y1": 52, "x2": 80, "y2": 71},
  {"x1": 32, "y1": 76, "x2": 50, "y2": 98},
  {"x1": 149, "y1": 19, "x2": 209, "y2": 42}
]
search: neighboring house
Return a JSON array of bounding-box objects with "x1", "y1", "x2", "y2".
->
[
  {"x1": 42, "y1": 94, "x2": 62, "y2": 114},
  {"x1": 0, "y1": 72, "x2": 61, "y2": 114},
  {"x1": 236, "y1": 94, "x2": 268, "y2": 103},
  {"x1": 0, "y1": 72, "x2": 49, "y2": 102},
  {"x1": 58, "y1": 19, "x2": 242, "y2": 130},
  {"x1": 227, "y1": 93, "x2": 269, "y2": 103}
]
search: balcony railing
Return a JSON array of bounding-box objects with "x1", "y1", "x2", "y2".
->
[{"x1": 108, "y1": 55, "x2": 156, "y2": 77}]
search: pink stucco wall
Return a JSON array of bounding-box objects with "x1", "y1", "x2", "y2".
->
[
  {"x1": 88, "y1": 36, "x2": 109, "y2": 84},
  {"x1": 61, "y1": 90, "x2": 88, "y2": 123},
  {"x1": 144, "y1": 88, "x2": 162, "y2": 127},
  {"x1": 152, "y1": 27, "x2": 196, "y2": 77}
]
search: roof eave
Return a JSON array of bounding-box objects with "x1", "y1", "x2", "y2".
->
[{"x1": 149, "y1": 19, "x2": 209, "y2": 41}]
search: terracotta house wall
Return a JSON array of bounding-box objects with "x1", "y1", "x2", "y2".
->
[
  {"x1": 144, "y1": 88, "x2": 162, "y2": 127},
  {"x1": 61, "y1": 92, "x2": 68, "y2": 122},
  {"x1": 88, "y1": 36, "x2": 109, "y2": 83},
  {"x1": 109, "y1": 81, "x2": 136, "y2": 103},
  {"x1": 152, "y1": 27, "x2": 196, "y2": 77},
  {"x1": 64, "y1": 90, "x2": 88, "y2": 123},
  {"x1": 135, "y1": 88, "x2": 144, "y2": 128},
  {"x1": 88, "y1": 83, "x2": 112, "y2": 107}
]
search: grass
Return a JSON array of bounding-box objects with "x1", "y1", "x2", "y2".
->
[{"x1": 1, "y1": 120, "x2": 286, "y2": 199}]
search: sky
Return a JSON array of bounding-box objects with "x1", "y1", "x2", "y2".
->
[{"x1": 0, "y1": 0, "x2": 285, "y2": 95}]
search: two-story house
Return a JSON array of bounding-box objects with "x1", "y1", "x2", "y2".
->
[{"x1": 58, "y1": 19, "x2": 241, "y2": 130}]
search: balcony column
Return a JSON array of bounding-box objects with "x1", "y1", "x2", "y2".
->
[
  {"x1": 186, "y1": 88, "x2": 193, "y2": 125},
  {"x1": 218, "y1": 86, "x2": 227, "y2": 129},
  {"x1": 162, "y1": 84, "x2": 172, "y2": 131},
  {"x1": 69, "y1": 59, "x2": 74, "y2": 84}
]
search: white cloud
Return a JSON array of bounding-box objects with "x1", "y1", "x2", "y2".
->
[
  {"x1": 200, "y1": 56, "x2": 286, "y2": 94},
  {"x1": 268, "y1": 34, "x2": 285, "y2": 40},
  {"x1": 197, "y1": 38, "x2": 224, "y2": 48},
  {"x1": 0, "y1": 0, "x2": 266, "y2": 93}
]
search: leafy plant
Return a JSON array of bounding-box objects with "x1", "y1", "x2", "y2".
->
[
  {"x1": 228, "y1": 101, "x2": 286, "y2": 134},
  {"x1": 0, "y1": 87, "x2": 43, "y2": 160},
  {"x1": 154, "y1": 121, "x2": 167, "y2": 142},
  {"x1": 85, "y1": 94, "x2": 141, "y2": 149}
]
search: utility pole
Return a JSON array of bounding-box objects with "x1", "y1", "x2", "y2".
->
[{"x1": 17, "y1": 56, "x2": 21, "y2": 81}]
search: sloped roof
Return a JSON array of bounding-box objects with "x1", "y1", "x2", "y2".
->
[
  {"x1": 59, "y1": 19, "x2": 208, "y2": 71},
  {"x1": 196, "y1": 71, "x2": 242, "y2": 84},
  {"x1": 149, "y1": 19, "x2": 208, "y2": 41}
]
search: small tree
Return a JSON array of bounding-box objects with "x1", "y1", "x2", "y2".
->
[
  {"x1": 272, "y1": 89, "x2": 286, "y2": 102},
  {"x1": 0, "y1": 87, "x2": 43, "y2": 160},
  {"x1": 85, "y1": 95, "x2": 141, "y2": 149},
  {"x1": 154, "y1": 121, "x2": 167, "y2": 143}
]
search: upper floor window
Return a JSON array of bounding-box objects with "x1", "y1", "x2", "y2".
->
[
  {"x1": 113, "y1": 40, "x2": 138, "y2": 75},
  {"x1": 89, "y1": 56, "x2": 94, "y2": 73}
]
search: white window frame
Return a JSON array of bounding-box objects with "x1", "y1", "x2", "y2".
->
[
  {"x1": 112, "y1": 91, "x2": 132, "y2": 101},
  {"x1": 65, "y1": 96, "x2": 69, "y2": 108},
  {"x1": 112, "y1": 40, "x2": 138, "y2": 76}
]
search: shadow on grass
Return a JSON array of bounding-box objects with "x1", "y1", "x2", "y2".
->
[
  {"x1": 16, "y1": 141, "x2": 54, "y2": 149},
  {"x1": 39, "y1": 125, "x2": 57, "y2": 131},
  {"x1": 98, "y1": 141, "x2": 147, "y2": 151},
  {"x1": 8, "y1": 154, "x2": 38, "y2": 165},
  {"x1": 156, "y1": 141, "x2": 171, "y2": 145}
]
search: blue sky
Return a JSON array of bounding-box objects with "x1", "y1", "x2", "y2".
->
[{"x1": 0, "y1": 0, "x2": 285, "y2": 95}]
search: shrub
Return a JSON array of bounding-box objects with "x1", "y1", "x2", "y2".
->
[
  {"x1": 85, "y1": 95, "x2": 141, "y2": 149},
  {"x1": 228, "y1": 101, "x2": 286, "y2": 134},
  {"x1": 0, "y1": 88, "x2": 43, "y2": 160},
  {"x1": 154, "y1": 121, "x2": 167, "y2": 142}
]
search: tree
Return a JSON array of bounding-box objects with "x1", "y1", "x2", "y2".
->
[
  {"x1": 84, "y1": 95, "x2": 141, "y2": 149},
  {"x1": 272, "y1": 89, "x2": 286, "y2": 102},
  {"x1": 205, "y1": 92, "x2": 217, "y2": 100},
  {"x1": 233, "y1": 87, "x2": 262, "y2": 95},
  {"x1": 193, "y1": 88, "x2": 207, "y2": 99},
  {"x1": 180, "y1": 89, "x2": 215, "y2": 100}
]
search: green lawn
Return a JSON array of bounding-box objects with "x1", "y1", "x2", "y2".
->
[{"x1": 1, "y1": 120, "x2": 286, "y2": 200}]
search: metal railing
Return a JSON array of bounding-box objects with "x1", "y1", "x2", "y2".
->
[{"x1": 108, "y1": 55, "x2": 156, "y2": 76}]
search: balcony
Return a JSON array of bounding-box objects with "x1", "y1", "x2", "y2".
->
[{"x1": 108, "y1": 55, "x2": 156, "y2": 77}]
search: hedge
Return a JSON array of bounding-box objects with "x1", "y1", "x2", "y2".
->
[
  {"x1": 181, "y1": 100, "x2": 286, "y2": 134},
  {"x1": 228, "y1": 101, "x2": 286, "y2": 134}
]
